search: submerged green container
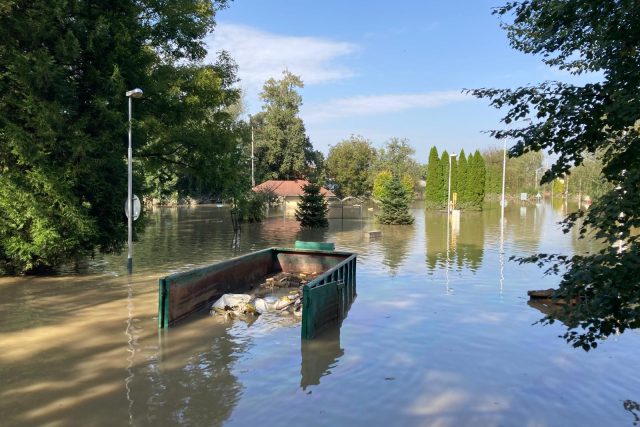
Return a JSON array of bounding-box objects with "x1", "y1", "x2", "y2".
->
[
  {"x1": 294, "y1": 241, "x2": 335, "y2": 251},
  {"x1": 158, "y1": 247, "x2": 356, "y2": 339}
]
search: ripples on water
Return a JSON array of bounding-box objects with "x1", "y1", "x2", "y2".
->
[{"x1": 0, "y1": 202, "x2": 639, "y2": 426}]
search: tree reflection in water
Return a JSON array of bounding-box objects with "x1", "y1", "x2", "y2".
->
[{"x1": 425, "y1": 211, "x2": 485, "y2": 274}]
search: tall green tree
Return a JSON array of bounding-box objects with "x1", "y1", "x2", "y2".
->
[
  {"x1": 471, "y1": 0, "x2": 640, "y2": 349},
  {"x1": 377, "y1": 173, "x2": 414, "y2": 225},
  {"x1": 425, "y1": 146, "x2": 442, "y2": 207},
  {"x1": 295, "y1": 182, "x2": 328, "y2": 228},
  {"x1": 373, "y1": 138, "x2": 422, "y2": 195},
  {"x1": 326, "y1": 135, "x2": 376, "y2": 198},
  {"x1": 255, "y1": 70, "x2": 313, "y2": 181},
  {"x1": 457, "y1": 149, "x2": 468, "y2": 205},
  {"x1": 140, "y1": 52, "x2": 242, "y2": 203},
  {"x1": 0, "y1": 0, "x2": 232, "y2": 273},
  {"x1": 468, "y1": 150, "x2": 486, "y2": 208},
  {"x1": 439, "y1": 150, "x2": 450, "y2": 205}
]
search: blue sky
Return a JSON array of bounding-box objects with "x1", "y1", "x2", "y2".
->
[{"x1": 206, "y1": 0, "x2": 567, "y2": 163}]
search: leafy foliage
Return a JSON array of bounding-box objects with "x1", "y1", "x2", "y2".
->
[
  {"x1": 471, "y1": 0, "x2": 640, "y2": 349},
  {"x1": 231, "y1": 190, "x2": 270, "y2": 224},
  {"x1": 326, "y1": 135, "x2": 376, "y2": 197},
  {"x1": 373, "y1": 171, "x2": 413, "y2": 203},
  {"x1": 483, "y1": 147, "x2": 543, "y2": 196},
  {"x1": 377, "y1": 173, "x2": 414, "y2": 225},
  {"x1": 295, "y1": 182, "x2": 328, "y2": 228},
  {"x1": 255, "y1": 71, "x2": 315, "y2": 181},
  {"x1": 0, "y1": 0, "x2": 233, "y2": 273},
  {"x1": 374, "y1": 138, "x2": 422, "y2": 188}
]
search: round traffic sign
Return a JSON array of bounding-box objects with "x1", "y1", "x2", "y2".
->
[{"x1": 125, "y1": 195, "x2": 141, "y2": 221}]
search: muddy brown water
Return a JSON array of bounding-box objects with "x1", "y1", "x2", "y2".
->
[{"x1": 1, "y1": 202, "x2": 639, "y2": 426}]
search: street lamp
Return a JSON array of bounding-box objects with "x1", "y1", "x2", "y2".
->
[
  {"x1": 447, "y1": 152, "x2": 457, "y2": 218},
  {"x1": 126, "y1": 88, "x2": 143, "y2": 274}
]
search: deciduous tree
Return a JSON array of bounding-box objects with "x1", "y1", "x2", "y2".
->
[
  {"x1": 255, "y1": 71, "x2": 313, "y2": 181},
  {"x1": 470, "y1": 0, "x2": 640, "y2": 349},
  {"x1": 326, "y1": 136, "x2": 376, "y2": 198},
  {"x1": 0, "y1": 0, "x2": 233, "y2": 273}
]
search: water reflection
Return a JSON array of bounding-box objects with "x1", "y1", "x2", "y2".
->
[
  {"x1": 2, "y1": 202, "x2": 640, "y2": 427},
  {"x1": 379, "y1": 224, "x2": 414, "y2": 275},
  {"x1": 300, "y1": 326, "x2": 344, "y2": 390},
  {"x1": 425, "y1": 212, "x2": 448, "y2": 272},
  {"x1": 425, "y1": 211, "x2": 485, "y2": 273},
  {"x1": 134, "y1": 320, "x2": 246, "y2": 426}
]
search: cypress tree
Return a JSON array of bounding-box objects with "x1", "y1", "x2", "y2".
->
[
  {"x1": 457, "y1": 150, "x2": 468, "y2": 204},
  {"x1": 295, "y1": 182, "x2": 329, "y2": 228},
  {"x1": 424, "y1": 146, "x2": 442, "y2": 206},
  {"x1": 440, "y1": 150, "x2": 450, "y2": 205},
  {"x1": 450, "y1": 154, "x2": 458, "y2": 203},
  {"x1": 472, "y1": 150, "x2": 486, "y2": 207},
  {"x1": 377, "y1": 173, "x2": 414, "y2": 225}
]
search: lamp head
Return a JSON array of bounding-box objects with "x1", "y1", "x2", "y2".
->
[{"x1": 126, "y1": 88, "x2": 144, "y2": 98}]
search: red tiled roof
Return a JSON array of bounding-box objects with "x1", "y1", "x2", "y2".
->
[{"x1": 252, "y1": 180, "x2": 335, "y2": 197}]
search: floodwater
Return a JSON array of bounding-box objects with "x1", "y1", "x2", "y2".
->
[{"x1": 1, "y1": 201, "x2": 639, "y2": 427}]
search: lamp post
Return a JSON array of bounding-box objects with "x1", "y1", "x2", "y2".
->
[
  {"x1": 126, "y1": 88, "x2": 143, "y2": 274},
  {"x1": 447, "y1": 152, "x2": 457, "y2": 218}
]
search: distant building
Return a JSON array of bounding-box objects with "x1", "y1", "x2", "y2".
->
[{"x1": 252, "y1": 179, "x2": 336, "y2": 211}]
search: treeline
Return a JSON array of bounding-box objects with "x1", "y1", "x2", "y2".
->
[
  {"x1": 424, "y1": 147, "x2": 486, "y2": 210},
  {"x1": 0, "y1": 1, "x2": 325, "y2": 273},
  {"x1": 325, "y1": 136, "x2": 422, "y2": 200}
]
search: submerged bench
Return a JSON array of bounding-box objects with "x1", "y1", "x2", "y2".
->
[{"x1": 158, "y1": 247, "x2": 357, "y2": 339}]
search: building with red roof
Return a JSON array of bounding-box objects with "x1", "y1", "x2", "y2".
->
[{"x1": 252, "y1": 179, "x2": 336, "y2": 212}]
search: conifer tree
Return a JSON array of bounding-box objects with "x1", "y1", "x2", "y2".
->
[
  {"x1": 295, "y1": 182, "x2": 328, "y2": 228},
  {"x1": 377, "y1": 174, "x2": 414, "y2": 225},
  {"x1": 439, "y1": 150, "x2": 450, "y2": 205},
  {"x1": 471, "y1": 150, "x2": 487, "y2": 207},
  {"x1": 424, "y1": 146, "x2": 442, "y2": 206},
  {"x1": 457, "y1": 150, "x2": 468, "y2": 204},
  {"x1": 450, "y1": 154, "x2": 458, "y2": 199}
]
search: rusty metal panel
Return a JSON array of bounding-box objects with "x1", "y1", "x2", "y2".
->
[
  {"x1": 158, "y1": 247, "x2": 357, "y2": 333},
  {"x1": 159, "y1": 248, "x2": 275, "y2": 327},
  {"x1": 275, "y1": 249, "x2": 349, "y2": 275}
]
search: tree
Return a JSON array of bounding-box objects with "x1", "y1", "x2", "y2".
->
[
  {"x1": 439, "y1": 151, "x2": 450, "y2": 205},
  {"x1": 470, "y1": 0, "x2": 640, "y2": 349},
  {"x1": 295, "y1": 182, "x2": 328, "y2": 228},
  {"x1": 468, "y1": 150, "x2": 486, "y2": 208},
  {"x1": 140, "y1": 52, "x2": 242, "y2": 204},
  {"x1": 457, "y1": 149, "x2": 468, "y2": 204},
  {"x1": 373, "y1": 138, "x2": 422, "y2": 194},
  {"x1": 377, "y1": 173, "x2": 414, "y2": 225},
  {"x1": 482, "y1": 147, "x2": 543, "y2": 196},
  {"x1": 373, "y1": 171, "x2": 413, "y2": 202},
  {"x1": 255, "y1": 70, "x2": 313, "y2": 181},
  {"x1": 425, "y1": 146, "x2": 443, "y2": 207},
  {"x1": 0, "y1": 0, "x2": 232, "y2": 273},
  {"x1": 326, "y1": 135, "x2": 376, "y2": 198}
]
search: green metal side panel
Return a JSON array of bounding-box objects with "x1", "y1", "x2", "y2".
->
[
  {"x1": 158, "y1": 278, "x2": 167, "y2": 329},
  {"x1": 301, "y1": 254, "x2": 357, "y2": 339},
  {"x1": 157, "y1": 246, "x2": 356, "y2": 331},
  {"x1": 295, "y1": 241, "x2": 335, "y2": 251}
]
